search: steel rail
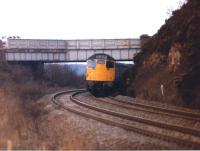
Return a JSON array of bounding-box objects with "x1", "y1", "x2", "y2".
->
[
  {"x1": 72, "y1": 93, "x2": 200, "y2": 137},
  {"x1": 109, "y1": 96, "x2": 200, "y2": 119},
  {"x1": 91, "y1": 95, "x2": 200, "y2": 122},
  {"x1": 52, "y1": 90, "x2": 200, "y2": 148}
]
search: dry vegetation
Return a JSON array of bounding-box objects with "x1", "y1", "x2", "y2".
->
[
  {"x1": 0, "y1": 61, "x2": 85, "y2": 149},
  {"x1": 0, "y1": 62, "x2": 44, "y2": 149},
  {"x1": 130, "y1": 0, "x2": 200, "y2": 108},
  {"x1": 44, "y1": 64, "x2": 85, "y2": 88}
]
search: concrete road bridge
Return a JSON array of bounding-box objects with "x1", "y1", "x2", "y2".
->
[{"x1": 3, "y1": 38, "x2": 141, "y2": 62}]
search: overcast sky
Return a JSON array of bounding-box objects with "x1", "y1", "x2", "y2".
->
[{"x1": 0, "y1": 0, "x2": 185, "y2": 39}]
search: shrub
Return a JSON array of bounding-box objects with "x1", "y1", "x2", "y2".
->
[{"x1": 44, "y1": 64, "x2": 85, "y2": 88}]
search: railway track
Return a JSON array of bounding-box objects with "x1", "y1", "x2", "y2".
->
[
  {"x1": 87, "y1": 94, "x2": 200, "y2": 132},
  {"x1": 52, "y1": 90, "x2": 200, "y2": 149},
  {"x1": 90, "y1": 95, "x2": 200, "y2": 122},
  {"x1": 74, "y1": 93, "x2": 200, "y2": 137},
  {"x1": 109, "y1": 96, "x2": 200, "y2": 120}
]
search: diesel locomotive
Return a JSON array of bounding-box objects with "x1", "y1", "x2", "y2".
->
[{"x1": 86, "y1": 53, "x2": 129, "y2": 96}]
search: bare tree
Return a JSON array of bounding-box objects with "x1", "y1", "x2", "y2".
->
[{"x1": 0, "y1": 40, "x2": 3, "y2": 48}]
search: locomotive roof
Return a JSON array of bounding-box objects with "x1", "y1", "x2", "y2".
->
[{"x1": 87, "y1": 53, "x2": 115, "y2": 61}]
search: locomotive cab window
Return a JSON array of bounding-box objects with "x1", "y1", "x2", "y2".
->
[
  {"x1": 87, "y1": 60, "x2": 96, "y2": 68},
  {"x1": 97, "y1": 59, "x2": 105, "y2": 64},
  {"x1": 106, "y1": 61, "x2": 114, "y2": 68}
]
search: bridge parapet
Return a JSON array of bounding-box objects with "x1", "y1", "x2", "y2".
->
[
  {"x1": 6, "y1": 38, "x2": 140, "y2": 50},
  {"x1": 4, "y1": 38, "x2": 141, "y2": 62}
]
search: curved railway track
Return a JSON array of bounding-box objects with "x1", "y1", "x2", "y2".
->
[
  {"x1": 109, "y1": 96, "x2": 200, "y2": 120},
  {"x1": 74, "y1": 94, "x2": 200, "y2": 137},
  {"x1": 52, "y1": 90, "x2": 200, "y2": 149},
  {"x1": 90, "y1": 95, "x2": 200, "y2": 122}
]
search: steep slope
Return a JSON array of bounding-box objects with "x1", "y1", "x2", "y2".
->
[{"x1": 132, "y1": 0, "x2": 200, "y2": 108}]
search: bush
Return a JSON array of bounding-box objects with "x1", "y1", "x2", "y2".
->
[{"x1": 44, "y1": 64, "x2": 85, "y2": 88}]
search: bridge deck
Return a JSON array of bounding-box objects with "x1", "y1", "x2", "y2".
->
[{"x1": 4, "y1": 38, "x2": 141, "y2": 62}]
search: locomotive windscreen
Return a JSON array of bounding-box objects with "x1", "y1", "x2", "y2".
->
[
  {"x1": 87, "y1": 53, "x2": 115, "y2": 61},
  {"x1": 87, "y1": 60, "x2": 96, "y2": 68}
]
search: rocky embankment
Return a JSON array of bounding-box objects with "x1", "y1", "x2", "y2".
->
[{"x1": 129, "y1": 0, "x2": 200, "y2": 108}]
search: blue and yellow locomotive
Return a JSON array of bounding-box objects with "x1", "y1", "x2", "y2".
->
[
  {"x1": 86, "y1": 53, "x2": 128, "y2": 96},
  {"x1": 86, "y1": 54, "x2": 115, "y2": 95}
]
